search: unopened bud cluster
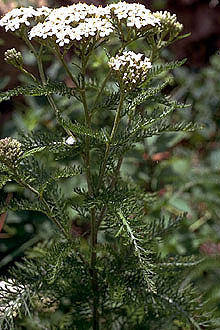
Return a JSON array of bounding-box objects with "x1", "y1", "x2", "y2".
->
[
  {"x1": 0, "y1": 137, "x2": 22, "y2": 166},
  {"x1": 108, "y1": 51, "x2": 152, "y2": 91},
  {"x1": 153, "y1": 11, "x2": 183, "y2": 38},
  {"x1": 4, "y1": 48, "x2": 23, "y2": 67}
]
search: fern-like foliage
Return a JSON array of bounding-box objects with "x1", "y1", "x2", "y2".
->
[
  {"x1": 0, "y1": 81, "x2": 76, "y2": 103},
  {"x1": 146, "y1": 59, "x2": 187, "y2": 83}
]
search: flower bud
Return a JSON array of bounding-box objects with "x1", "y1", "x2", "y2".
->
[
  {"x1": 65, "y1": 136, "x2": 77, "y2": 145},
  {"x1": 4, "y1": 48, "x2": 23, "y2": 67},
  {"x1": 153, "y1": 11, "x2": 183, "y2": 39},
  {"x1": 0, "y1": 137, "x2": 22, "y2": 167}
]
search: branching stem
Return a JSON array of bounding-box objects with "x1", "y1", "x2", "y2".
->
[{"x1": 14, "y1": 176, "x2": 68, "y2": 239}]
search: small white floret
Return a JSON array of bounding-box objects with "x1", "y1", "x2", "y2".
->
[{"x1": 65, "y1": 136, "x2": 77, "y2": 145}]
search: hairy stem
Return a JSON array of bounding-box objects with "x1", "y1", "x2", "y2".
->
[
  {"x1": 19, "y1": 38, "x2": 89, "y2": 266},
  {"x1": 90, "y1": 207, "x2": 99, "y2": 330}
]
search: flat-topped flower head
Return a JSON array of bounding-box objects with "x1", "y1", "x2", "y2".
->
[
  {"x1": 0, "y1": 137, "x2": 22, "y2": 166},
  {"x1": 109, "y1": 2, "x2": 160, "y2": 29},
  {"x1": 1, "y1": 3, "x2": 183, "y2": 50},
  {"x1": 108, "y1": 51, "x2": 152, "y2": 91},
  {"x1": 0, "y1": 6, "x2": 51, "y2": 32},
  {"x1": 29, "y1": 4, "x2": 114, "y2": 47}
]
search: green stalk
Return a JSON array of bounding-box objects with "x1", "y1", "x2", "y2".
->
[
  {"x1": 96, "y1": 153, "x2": 124, "y2": 230},
  {"x1": 80, "y1": 46, "x2": 99, "y2": 330},
  {"x1": 14, "y1": 175, "x2": 68, "y2": 239},
  {"x1": 97, "y1": 91, "x2": 125, "y2": 191},
  {"x1": 22, "y1": 37, "x2": 70, "y2": 134},
  {"x1": 36, "y1": 48, "x2": 73, "y2": 137},
  {"x1": 80, "y1": 48, "x2": 94, "y2": 198},
  {"x1": 54, "y1": 46, "x2": 80, "y2": 89},
  {"x1": 19, "y1": 66, "x2": 38, "y2": 83},
  {"x1": 95, "y1": 92, "x2": 126, "y2": 234},
  {"x1": 93, "y1": 70, "x2": 111, "y2": 108}
]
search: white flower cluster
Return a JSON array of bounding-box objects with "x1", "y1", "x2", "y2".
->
[
  {"x1": 0, "y1": 6, "x2": 51, "y2": 32},
  {"x1": 0, "y1": 3, "x2": 163, "y2": 48},
  {"x1": 0, "y1": 280, "x2": 24, "y2": 318},
  {"x1": 109, "y1": 2, "x2": 160, "y2": 29},
  {"x1": 0, "y1": 3, "x2": 183, "y2": 48},
  {"x1": 29, "y1": 4, "x2": 114, "y2": 46},
  {"x1": 108, "y1": 51, "x2": 152, "y2": 91}
]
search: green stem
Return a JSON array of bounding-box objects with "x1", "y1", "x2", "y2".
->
[
  {"x1": 15, "y1": 176, "x2": 68, "y2": 239},
  {"x1": 97, "y1": 91, "x2": 125, "y2": 191},
  {"x1": 18, "y1": 36, "x2": 92, "y2": 268},
  {"x1": 96, "y1": 153, "x2": 124, "y2": 230},
  {"x1": 22, "y1": 37, "x2": 73, "y2": 136},
  {"x1": 55, "y1": 47, "x2": 80, "y2": 89},
  {"x1": 81, "y1": 49, "x2": 94, "y2": 197},
  {"x1": 36, "y1": 47, "x2": 74, "y2": 137},
  {"x1": 93, "y1": 71, "x2": 111, "y2": 108},
  {"x1": 90, "y1": 207, "x2": 99, "y2": 330},
  {"x1": 19, "y1": 66, "x2": 38, "y2": 83},
  {"x1": 80, "y1": 46, "x2": 99, "y2": 330}
]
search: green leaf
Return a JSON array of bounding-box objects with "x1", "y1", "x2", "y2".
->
[
  {"x1": 127, "y1": 79, "x2": 172, "y2": 110},
  {"x1": 56, "y1": 113, "x2": 106, "y2": 142},
  {"x1": 21, "y1": 146, "x2": 47, "y2": 159},
  {"x1": 176, "y1": 32, "x2": 191, "y2": 41},
  {"x1": 0, "y1": 81, "x2": 75, "y2": 103},
  {"x1": 141, "y1": 120, "x2": 202, "y2": 139},
  {"x1": 147, "y1": 59, "x2": 187, "y2": 82},
  {"x1": 0, "y1": 196, "x2": 45, "y2": 214},
  {"x1": 53, "y1": 166, "x2": 83, "y2": 179}
]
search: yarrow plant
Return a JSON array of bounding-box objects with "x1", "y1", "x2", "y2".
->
[{"x1": 0, "y1": 2, "x2": 212, "y2": 329}]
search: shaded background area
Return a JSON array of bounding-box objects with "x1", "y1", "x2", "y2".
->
[{"x1": 0, "y1": 0, "x2": 220, "y2": 320}]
